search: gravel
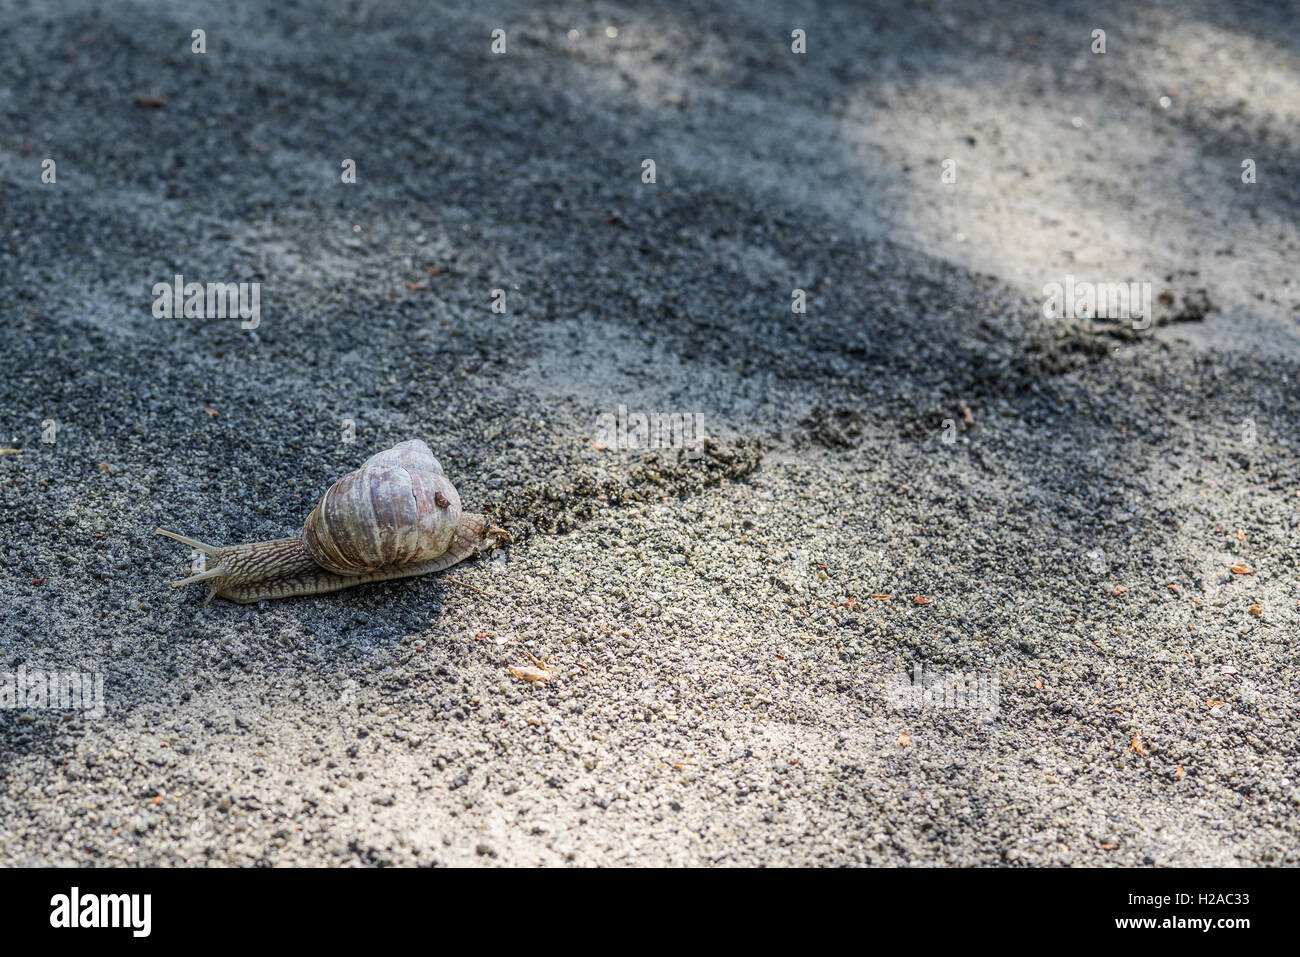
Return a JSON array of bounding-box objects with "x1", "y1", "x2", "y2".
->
[{"x1": 1, "y1": 0, "x2": 1297, "y2": 866}]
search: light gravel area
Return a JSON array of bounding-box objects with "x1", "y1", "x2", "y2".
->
[{"x1": 1, "y1": 0, "x2": 1298, "y2": 866}]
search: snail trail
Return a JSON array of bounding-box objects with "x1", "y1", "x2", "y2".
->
[{"x1": 485, "y1": 436, "x2": 764, "y2": 541}]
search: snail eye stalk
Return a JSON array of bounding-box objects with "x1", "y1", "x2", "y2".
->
[{"x1": 155, "y1": 527, "x2": 221, "y2": 556}]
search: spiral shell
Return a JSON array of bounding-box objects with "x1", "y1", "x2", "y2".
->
[{"x1": 300, "y1": 440, "x2": 462, "y2": 575}]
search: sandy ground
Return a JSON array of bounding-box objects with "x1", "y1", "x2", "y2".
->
[{"x1": 1, "y1": 0, "x2": 1298, "y2": 866}]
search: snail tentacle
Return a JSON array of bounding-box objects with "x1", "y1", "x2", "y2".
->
[
  {"x1": 167, "y1": 565, "x2": 229, "y2": 588},
  {"x1": 155, "y1": 527, "x2": 221, "y2": 555}
]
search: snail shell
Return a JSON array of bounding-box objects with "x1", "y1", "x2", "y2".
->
[{"x1": 302, "y1": 440, "x2": 461, "y2": 575}]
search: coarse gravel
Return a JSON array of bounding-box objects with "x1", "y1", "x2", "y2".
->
[{"x1": 1, "y1": 0, "x2": 1298, "y2": 866}]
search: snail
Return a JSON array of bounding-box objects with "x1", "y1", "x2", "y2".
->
[{"x1": 156, "y1": 440, "x2": 508, "y2": 604}]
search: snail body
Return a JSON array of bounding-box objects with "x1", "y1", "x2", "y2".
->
[{"x1": 157, "y1": 440, "x2": 506, "y2": 604}]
